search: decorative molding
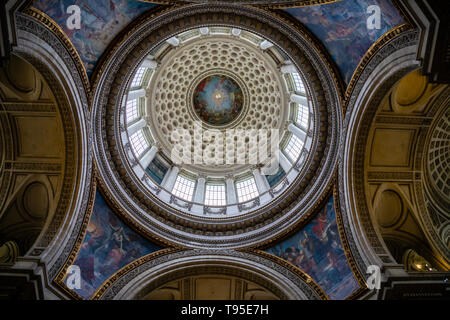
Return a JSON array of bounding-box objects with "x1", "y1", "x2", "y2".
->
[
  {"x1": 170, "y1": 195, "x2": 193, "y2": 211},
  {"x1": 13, "y1": 12, "x2": 94, "y2": 285},
  {"x1": 140, "y1": 0, "x2": 341, "y2": 8},
  {"x1": 203, "y1": 206, "x2": 227, "y2": 216},
  {"x1": 344, "y1": 23, "x2": 413, "y2": 108},
  {"x1": 338, "y1": 29, "x2": 420, "y2": 275},
  {"x1": 21, "y1": 7, "x2": 90, "y2": 98},
  {"x1": 53, "y1": 172, "x2": 97, "y2": 300},
  {"x1": 269, "y1": 178, "x2": 290, "y2": 198},
  {"x1": 141, "y1": 175, "x2": 162, "y2": 195},
  {"x1": 367, "y1": 171, "x2": 414, "y2": 181},
  {"x1": 238, "y1": 198, "x2": 260, "y2": 212},
  {"x1": 7, "y1": 162, "x2": 62, "y2": 172},
  {"x1": 1, "y1": 102, "x2": 56, "y2": 112},
  {"x1": 332, "y1": 184, "x2": 368, "y2": 299}
]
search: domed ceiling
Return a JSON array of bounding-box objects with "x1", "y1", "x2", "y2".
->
[
  {"x1": 142, "y1": 28, "x2": 290, "y2": 176},
  {"x1": 18, "y1": 0, "x2": 434, "y2": 303},
  {"x1": 90, "y1": 4, "x2": 341, "y2": 249}
]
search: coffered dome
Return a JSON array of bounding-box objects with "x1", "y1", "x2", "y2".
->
[
  {"x1": 121, "y1": 27, "x2": 312, "y2": 217},
  {"x1": 92, "y1": 4, "x2": 341, "y2": 248}
]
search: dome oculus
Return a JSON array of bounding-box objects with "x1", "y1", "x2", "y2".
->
[{"x1": 193, "y1": 74, "x2": 244, "y2": 126}]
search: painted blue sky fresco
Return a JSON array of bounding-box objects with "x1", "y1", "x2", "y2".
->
[
  {"x1": 285, "y1": 0, "x2": 404, "y2": 84},
  {"x1": 266, "y1": 196, "x2": 360, "y2": 300},
  {"x1": 33, "y1": 0, "x2": 157, "y2": 76},
  {"x1": 65, "y1": 192, "x2": 162, "y2": 299}
]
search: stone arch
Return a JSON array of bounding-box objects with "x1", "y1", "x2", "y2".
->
[
  {"x1": 0, "y1": 12, "x2": 94, "y2": 289},
  {"x1": 339, "y1": 29, "x2": 421, "y2": 273},
  {"x1": 92, "y1": 250, "x2": 327, "y2": 300},
  {"x1": 339, "y1": 28, "x2": 449, "y2": 278}
]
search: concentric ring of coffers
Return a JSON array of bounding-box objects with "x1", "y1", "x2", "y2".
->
[{"x1": 121, "y1": 26, "x2": 313, "y2": 218}]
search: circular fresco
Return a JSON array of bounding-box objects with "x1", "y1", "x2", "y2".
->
[{"x1": 193, "y1": 74, "x2": 244, "y2": 126}]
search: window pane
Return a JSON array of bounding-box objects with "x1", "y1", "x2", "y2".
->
[
  {"x1": 130, "y1": 130, "x2": 148, "y2": 157},
  {"x1": 172, "y1": 175, "x2": 196, "y2": 202},
  {"x1": 126, "y1": 99, "x2": 139, "y2": 123},
  {"x1": 236, "y1": 178, "x2": 259, "y2": 203},
  {"x1": 296, "y1": 104, "x2": 309, "y2": 129},
  {"x1": 131, "y1": 67, "x2": 146, "y2": 87},
  {"x1": 285, "y1": 134, "x2": 304, "y2": 163},
  {"x1": 292, "y1": 73, "x2": 305, "y2": 93},
  {"x1": 205, "y1": 184, "x2": 226, "y2": 206}
]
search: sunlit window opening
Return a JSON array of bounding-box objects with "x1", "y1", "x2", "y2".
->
[
  {"x1": 205, "y1": 184, "x2": 226, "y2": 206},
  {"x1": 296, "y1": 104, "x2": 309, "y2": 129},
  {"x1": 131, "y1": 67, "x2": 146, "y2": 87},
  {"x1": 292, "y1": 73, "x2": 305, "y2": 93},
  {"x1": 284, "y1": 134, "x2": 304, "y2": 163},
  {"x1": 126, "y1": 99, "x2": 139, "y2": 123},
  {"x1": 236, "y1": 178, "x2": 259, "y2": 203},
  {"x1": 172, "y1": 175, "x2": 196, "y2": 201},
  {"x1": 130, "y1": 130, "x2": 148, "y2": 157}
]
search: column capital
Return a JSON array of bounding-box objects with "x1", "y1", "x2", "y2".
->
[
  {"x1": 225, "y1": 174, "x2": 235, "y2": 181},
  {"x1": 153, "y1": 141, "x2": 162, "y2": 150},
  {"x1": 250, "y1": 164, "x2": 264, "y2": 172}
]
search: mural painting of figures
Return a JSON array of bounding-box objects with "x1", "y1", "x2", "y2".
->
[
  {"x1": 33, "y1": 0, "x2": 157, "y2": 76},
  {"x1": 65, "y1": 192, "x2": 162, "y2": 299},
  {"x1": 285, "y1": 0, "x2": 404, "y2": 84},
  {"x1": 266, "y1": 196, "x2": 360, "y2": 300}
]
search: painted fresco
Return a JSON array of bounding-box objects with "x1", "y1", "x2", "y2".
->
[
  {"x1": 266, "y1": 196, "x2": 360, "y2": 299},
  {"x1": 285, "y1": 0, "x2": 404, "y2": 84},
  {"x1": 193, "y1": 75, "x2": 244, "y2": 126},
  {"x1": 65, "y1": 192, "x2": 162, "y2": 299},
  {"x1": 33, "y1": 0, "x2": 157, "y2": 76}
]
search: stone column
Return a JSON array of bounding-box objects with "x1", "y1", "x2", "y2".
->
[
  {"x1": 280, "y1": 63, "x2": 297, "y2": 74},
  {"x1": 166, "y1": 36, "x2": 180, "y2": 47},
  {"x1": 127, "y1": 88, "x2": 146, "y2": 101},
  {"x1": 140, "y1": 145, "x2": 159, "y2": 169},
  {"x1": 162, "y1": 166, "x2": 179, "y2": 191},
  {"x1": 252, "y1": 167, "x2": 269, "y2": 194},
  {"x1": 194, "y1": 176, "x2": 206, "y2": 204},
  {"x1": 141, "y1": 58, "x2": 158, "y2": 69},
  {"x1": 199, "y1": 27, "x2": 209, "y2": 36},
  {"x1": 288, "y1": 123, "x2": 307, "y2": 142},
  {"x1": 127, "y1": 118, "x2": 147, "y2": 136},
  {"x1": 226, "y1": 175, "x2": 237, "y2": 205},
  {"x1": 290, "y1": 93, "x2": 308, "y2": 106},
  {"x1": 279, "y1": 150, "x2": 292, "y2": 173},
  {"x1": 231, "y1": 28, "x2": 241, "y2": 36},
  {"x1": 260, "y1": 40, "x2": 273, "y2": 50}
]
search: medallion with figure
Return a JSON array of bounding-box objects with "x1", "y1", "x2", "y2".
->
[{"x1": 193, "y1": 74, "x2": 244, "y2": 126}]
